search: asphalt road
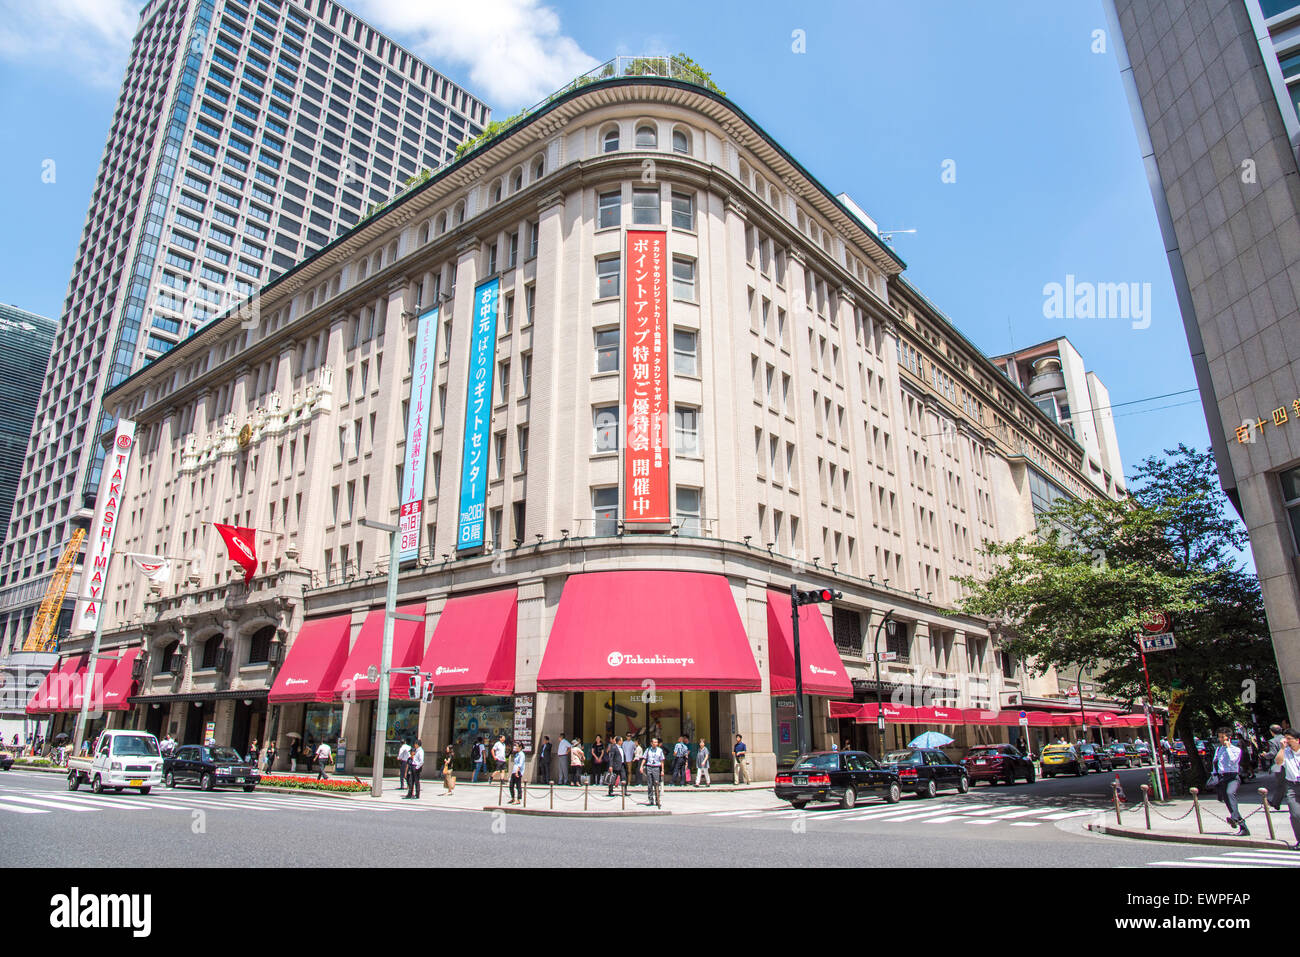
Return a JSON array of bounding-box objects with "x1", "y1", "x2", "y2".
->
[{"x1": 1, "y1": 763, "x2": 1293, "y2": 869}]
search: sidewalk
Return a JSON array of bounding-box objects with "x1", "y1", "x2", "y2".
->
[{"x1": 1087, "y1": 784, "x2": 1300, "y2": 850}]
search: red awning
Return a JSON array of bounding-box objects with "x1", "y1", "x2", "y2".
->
[
  {"x1": 829, "y1": 701, "x2": 866, "y2": 720},
  {"x1": 537, "y1": 571, "x2": 761, "y2": 692},
  {"x1": 766, "y1": 590, "x2": 853, "y2": 698},
  {"x1": 25, "y1": 654, "x2": 87, "y2": 715},
  {"x1": 268, "y1": 614, "x2": 353, "y2": 703},
  {"x1": 98, "y1": 649, "x2": 142, "y2": 711},
  {"x1": 332, "y1": 602, "x2": 427, "y2": 700},
  {"x1": 853, "y1": 703, "x2": 918, "y2": 723},
  {"x1": 963, "y1": 708, "x2": 1003, "y2": 726},
  {"x1": 912, "y1": 706, "x2": 964, "y2": 724},
  {"x1": 420, "y1": 589, "x2": 517, "y2": 696}
]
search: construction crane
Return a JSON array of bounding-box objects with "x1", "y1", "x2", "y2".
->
[{"x1": 21, "y1": 527, "x2": 86, "y2": 652}]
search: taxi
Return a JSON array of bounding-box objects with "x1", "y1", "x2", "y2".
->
[{"x1": 1040, "y1": 744, "x2": 1085, "y2": 777}]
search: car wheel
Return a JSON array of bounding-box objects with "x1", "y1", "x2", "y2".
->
[
  {"x1": 91, "y1": 774, "x2": 103, "y2": 794},
  {"x1": 957, "y1": 775, "x2": 970, "y2": 794},
  {"x1": 243, "y1": 785, "x2": 255, "y2": 792},
  {"x1": 165, "y1": 771, "x2": 176, "y2": 789},
  {"x1": 1076, "y1": 763, "x2": 1085, "y2": 777},
  {"x1": 923, "y1": 779, "x2": 937, "y2": 799},
  {"x1": 201, "y1": 773, "x2": 215, "y2": 792},
  {"x1": 885, "y1": 782, "x2": 902, "y2": 804},
  {"x1": 112, "y1": 787, "x2": 124, "y2": 794},
  {"x1": 790, "y1": 798, "x2": 808, "y2": 808},
  {"x1": 66, "y1": 772, "x2": 80, "y2": 791},
  {"x1": 840, "y1": 786, "x2": 856, "y2": 809},
  {"x1": 1004, "y1": 769, "x2": 1015, "y2": 786},
  {"x1": 139, "y1": 787, "x2": 151, "y2": 795},
  {"x1": 1026, "y1": 766, "x2": 1037, "y2": 784}
]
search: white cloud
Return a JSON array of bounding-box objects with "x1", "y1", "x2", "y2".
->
[
  {"x1": 354, "y1": 0, "x2": 601, "y2": 110},
  {"x1": 0, "y1": 0, "x2": 138, "y2": 86}
]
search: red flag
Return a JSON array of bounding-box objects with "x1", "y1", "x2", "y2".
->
[{"x1": 214, "y1": 523, "x2": 258, "y2": 583}]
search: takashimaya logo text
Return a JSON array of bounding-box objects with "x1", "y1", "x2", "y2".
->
[
  {"x1": 284, "y1": 678, "x2": 307, "y2": 686},
  {"x1": 809, "y1": 665, "x2": 835, "y2": 676},
  {"x1": 607, "y1": 652, "x2": 694, "y2": 667},
  {"x1": 434, "y1": 665, "x2": 468, "y2": 676},
  {"x1": 50, "y1": 887, "x2": 151, "y2": 938}
]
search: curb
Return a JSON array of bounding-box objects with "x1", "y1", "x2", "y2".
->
[
  {"x1": 1087, "y1": 822, "x2": 1295, "y2": 850},
  {"x1": 485, "y1": 805, "x2": 671, "y2": 818},
  {"x1": 10, "y1": 764, "x2": 67, "y2": 774}
]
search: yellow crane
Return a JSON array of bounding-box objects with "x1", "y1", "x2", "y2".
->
[{"x1": 21, "y1": 527, "x2": 86, "y2": 652}]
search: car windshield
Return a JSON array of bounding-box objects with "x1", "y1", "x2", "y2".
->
[
  {"x1": 111, "y1": 735, "x2": 160, "y2": 757},
  {"x1": 884, "y1": 750, "x2": 922, "y2": 764},
  {"x1": 968, "y1": 748, "x2": 1005, "y2": 757},
  {"x1": 791, "y1": 754, "x2": 839, "y2": 771},
  {"x1": 209, "y1": 747, "x2": 244, "y2": 763},
  {"x1": 1044, "y1": 746, "x2": 1071, "y2": 752}
]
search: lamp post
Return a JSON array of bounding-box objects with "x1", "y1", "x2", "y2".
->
[
  {"x1": 873, "y1": 612, "x2": 896, "y2": 754},
  {"x1": 360, "y1": 517, "x2": 400, "y2": 797},
  {"x1": 1077, "y1": 663, "x2": 1089, "y2": 745}
]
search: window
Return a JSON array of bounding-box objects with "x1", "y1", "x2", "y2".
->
[
  {"x1": 676, "y1": 486, "x2": 701, "y2": 535},
  {"x1": 631, "y1": 188, "x2": 659, "y2": 225},
  {"x1": 596, "y1": 255, "x2": 620, "y2": 299},
  {"x1": 593, "y1": 487, "x2": 618, "y2": 536},
  {"x1": 598, "y1": 189, "x2": 621, "y2": 229},
  {"x1": 671, "y1": 190, "x2": 694, "y2": 230},
  {"x1": 595, "y1": 328, "x2": 619, "y2": 373},
  {"x1": 671, "y1": 128, "x2": 690, "y2": 154},
  {"x1": 486, "y1": 242, "x2": 497, "y2": 274},
  {"x1": 200, "y1": 636, "x2": 222, "y2": 669},
  {"x1": 594, "y1": 406, "x2": 619, "y2": 452},
  {"x1": 673, "y1": 329, "x2": 698, "y2": 376},
  {"x1": 247, "y1": 626, "x2": 273, "y2": 663},
  {"x1": 672, "y1": 257, "x2": 696, "y2": 301},
  {"x1": 674, "y1": 406, "x2": 699, "y2": 456},
  {"x1": 527, "y1": 221, "x2": 539, "y2": 259},
  {"x1": 520, "y1": 353, "x2": 531, "y2": 396},
  {"x1": 1281, "y1": 467, "x2": 1300, "y2": 554},
  {"x1": 518, "y1": 426, "x2": 529, "y2": 471},
  {"x1": 602, "y1": 126, "x2": 619, "y2": 152}
]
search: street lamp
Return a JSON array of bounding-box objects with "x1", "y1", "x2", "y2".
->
[
  {"x1": 873, "y1": 612, "x2": 897, "y2": 753},
  {"x1": 360, "y1": 516, "x2": 402, "y2": 797}
]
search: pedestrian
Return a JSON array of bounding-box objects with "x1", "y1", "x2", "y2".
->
[
  {"x1": 592, "y1": 735, "x2": 606, "y2": 784},
  {"x1": 160, "y1": 732, "x2": 176, "y2": 758},
  {"x1": 471, "y1": 737, "x2": 487, "y2": 783},
  {"x1": 622, "y1": 734, "x2": 638, "y2": 787},
  {"x1": 442, "y1": 745, "x2": 457, "y2": 794},
  {"x1": 247, "y1": 739, "x2": 259, "y2": 766},
  {"x1": 537, "y1": 735, "x2": 552, "y2": 784},
  {"x1": 556, "y1": 733, "x2": 571, "y2": 785},
  {"x1": 315, "y1": 739, "x2": 332, "y2": 780},
  {"x1": 492, "y1": 733, "x2": 509, "y2": 781},
  {"x1": 695, "y1": 738, "x2": 711, "y2": 787},
  {"x1": 404, "y1": 739, "x2": 425, "y2": 798},
  {"x1": 733, "y1": 734, "x2": 751, "y2": 785},
  {"x1": 570, "y1": 737, "x2": 585, "y2": 785},
  {"x1": 508, "y1": 742, "x2": 525, "y2": 804},
  {"x1": 1272, "y1": 728, "x2": 1300, "y2": 851},
  {"x1": 642, "y1": 736, "x2": 665, "y2": 807},
  {"x1": 632, "y1": 737, "x2": 644, "y2": 787},
  {"x1": 397, "y1": 738, "x2": 412, "y2": 790},
  {"x1": 1266, "y1": 723, "x2": 1287, "y2": 809},
  {"x1": 1211, "y1": 727, "x2": 1249, "y2": 836},
  {"x1": 671, "y1": 735, "x2": 689, "y2": 786},
  {"x1": 265, "y1": 740, "x2": 276, "y2": 772},
  {"x1": 607, "y1": 735, "x2": 626, "y2": 796},
  {"x1": 289, "y1": 736, "x2": 302, "y2": 773}
]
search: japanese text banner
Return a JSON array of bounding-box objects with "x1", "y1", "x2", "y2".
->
[
  {"x1": 624, "y1": 230, "x2": 670, "y2": 524},
  {"x1": 456, "y1": 277, "x2": 500, "y2": 551},
  {"x1": 75, "y1": 419, "x2": 137, "y2": 633},
  {"x1": 399, "y1": 305, "x2": 440, "y2": 561}
]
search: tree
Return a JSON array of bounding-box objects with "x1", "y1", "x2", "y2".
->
[{"x1": 954, "y1": 446, "x2": 1282, "y2": 789}]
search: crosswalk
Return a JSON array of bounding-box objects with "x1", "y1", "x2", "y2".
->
[
  {"x1": 1146, "y1": 849, "x2": 1300, "y2": 868},
  {"x1": 705, "y1": 801, "x2": 1104, "y2": 831},
  {"x1": 0, "y1": 786, "x2": 429, "y2": 818}
]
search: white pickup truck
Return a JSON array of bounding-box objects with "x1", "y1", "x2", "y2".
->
[{"x1": 66, "y1": 729, "x2": 164, "y2": 795}]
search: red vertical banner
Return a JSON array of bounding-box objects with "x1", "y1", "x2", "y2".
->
[{"x1": 624, "y1": 230, "x2": 670, "y2": 525}]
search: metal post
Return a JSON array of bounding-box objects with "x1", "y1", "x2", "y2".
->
[
  {"x1": 363, "y1": 519, "x2": 401, "y2": 798},
  {"x1": 1112, "y1": 779, "x2": 1123, "y2": 825},
  {"x1": 1141, "y1": 784, "x2": 1151, "y2": 829},
  {"x1": 1259, "y1": 788, "x2": 1275, "y2": 840},
  {"x1": 72, "y1": 618, "x2": 109, "y2": 756},
  {"x1": 872, "y1": 612, "x2": 895, "y2": 755},
  {"x1": 789, "y1": 584, "x2": 806, "y2": 758},
  {"x1": 550, "y1": 783, "x2": 554, "y2": 809},
  {"x1": 522, "y1": 780, "x2": 527, "y2": 808},
  {"x1": 1190, "y1": 787, "x2": 1203, "y2": 832},
  {"x1": 498, "y1": 776, "x2": 505, "y2": 806},
  {"x1": 1136, "y1": 639, "x2": 1166, "y2": 801},
  {"x1": 1077, "y1": 662, "x2": 1088, "y2": 744},
  {"x1": 584, "y1": 781, "x2": 589, "y2": 811}
]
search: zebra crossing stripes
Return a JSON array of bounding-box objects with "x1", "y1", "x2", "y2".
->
[
  {"x1": 0, "y1": 787, "x2": 425, "y2": 818},
  {"x1": 1147, "y1": 849, "x2": 1300, "y2": 868},
  {"x1": 705, "y1": 801, "x2": 1106, "y2": 830}
]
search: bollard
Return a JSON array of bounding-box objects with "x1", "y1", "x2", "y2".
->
[
  {"x1": 584, "y1": 782, "x2": 589, "y2": 811},
  {"x1": 550, "y1": 783, "x2": 554, "y2": 810},
  {"x1": 1258, "y1": 788, "x2": 1275, "y2": 840},
  {"x1": 621, "y1": 787, "x2": 626, "y2": 811},
  {"x1": 1141, "y1": 784, "x2": 1151, "y2": 830},
  {"x1": 498, "y1": 777, "x2": 504, "y2": 806},
  {"x1": 1190, "y1": 787, "x2": 1203, "y2": 833},
  {"x1": 523, "y1": 781, "x2": 527, "y2": 808},
  {"x1": 1112, "y1": 779, "x2": 1123, "y2": 825}
]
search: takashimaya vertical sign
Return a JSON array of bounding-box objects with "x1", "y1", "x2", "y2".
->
[
  {"x1": 75, "y1": 419, "x2": 137, "y2": 632},
  {"x1": 399, "y1": 305, "x2": 440, "y2": 562},
  {"x1": 624, "y1": 230, "x2": 670, "y2": 524},
  {"x1": 457, "y1": 277, "x2": 500, "y2": 551}
]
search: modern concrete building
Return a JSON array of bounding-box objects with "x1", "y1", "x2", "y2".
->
[
  {"x1": 992, "y1": 337, "x2": 1128, "y2": 501},
  {"x1": 0, "y1": 0, "x2": 489, "y2": 676},
  {"x1": 33, "y1": 61, "x2": 1134, "y2": 779},
  {"x1": 1108, "y1": 0, "x2": 1300, "y2": 720}
]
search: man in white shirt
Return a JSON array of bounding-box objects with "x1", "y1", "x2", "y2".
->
[
  {"x1": 397, "y1": 739, "x2": 412, "y2": 790},
  {"x1": 556, "y1": 734, "x2": 571, "y2": 785},
  {"x1": 642, "y1": 736, "x2": 666, "y2": 807},
  {"x1": 405, "y1": 739, "x2": 425, "y2": 799},
  {"x1": 508, "y1": 742, "x2": 526, "y2": 804},
  {"x1": 1212, "y1": 727, "x2": 1248, "y2": 836},
  {"x1": 492, "y1": 734, "x2": 509, "y2": 780},
  {"x1": 315, "y1": 741, "x2": 333, "y2": 780},
  {"x1": 1273, "y1": 728, "x2": 1300, "y2": 850}
]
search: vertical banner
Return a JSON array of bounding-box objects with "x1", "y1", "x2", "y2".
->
[
  {"x1": 624, "y1": 230, "x2": 670, "y2": 524},
  {"x1": 399, "y1": 305, "x2": 440, "y2": 561},
  {"x1": 75, "y1": 419, "x2": 137, "y2": 632},
  {"x1": 456, "y1": 277, "x2": 500, "y2": 551}
]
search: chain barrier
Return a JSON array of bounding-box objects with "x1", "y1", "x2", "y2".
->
[{"x1": 1149, "y1": 803, "x2": 1197, "y2": 822}]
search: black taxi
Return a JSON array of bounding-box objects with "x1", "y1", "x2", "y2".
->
[{"x1": 774, "y1": 750, "x2": 902, "y2": 809}]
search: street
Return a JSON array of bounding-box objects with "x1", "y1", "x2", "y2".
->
[{"x1": 4, "y1": 765, "x2": 1294, "y2": 869}]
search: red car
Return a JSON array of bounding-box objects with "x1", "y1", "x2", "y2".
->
[{"x1": 962, "y1": 744, "x2": 1036, "y2": 786}]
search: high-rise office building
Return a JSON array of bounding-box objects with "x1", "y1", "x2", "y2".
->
[
  {"x1": 0, "y1": 304, "x2": 57, "y2": 548},
  {"x1": 1108, "y1": 0, "x2": 1300, "y2": 717},
  {"x1": 0, "y1": 0, "x2": 490, "y2": 661}
]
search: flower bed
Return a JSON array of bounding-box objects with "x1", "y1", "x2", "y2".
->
[
  {"x1": 258, "y1": 773, "x2": 371, "y2": 793},
  {"x1": 14, "y1": 757, "x2": 54, "y2": 767}
]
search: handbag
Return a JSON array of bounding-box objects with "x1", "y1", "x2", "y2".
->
[{"x1": 1204, "y1": 774, "x2": 1220, "y2": 789}]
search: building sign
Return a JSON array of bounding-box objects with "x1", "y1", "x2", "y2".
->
[
  {"x1": 512, "y1": 693, "x2": 535, "y2": 753},
  {"x1": 400, "y1": 305, "x2": 440, "y2": 562},
  {"x1": 1236, "y1": 399, "x2": 1300, "y2": 443},
  {"x1": 623, "y1": 230, "x2": 670, "y2": 525},
  {"x1": 74, "y1": 419, "x2": 137, "y2": 633},
  {"x1": 1139, "y1": 633, "x2": 1177, "y2": 653},
  {"x1": 457, "y1": 278, "x2": 499, "y2": 551}
]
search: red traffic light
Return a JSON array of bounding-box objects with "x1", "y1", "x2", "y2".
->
[
  {"x1": 818, "y1": 589, "x2": 834, "y2": 602},
  {"x1": 795, "y1": 588, "x2": 843, "y2": 605}
]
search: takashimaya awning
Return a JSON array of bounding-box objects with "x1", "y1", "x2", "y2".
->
[
  {"x1": 25, "y1": 654, "x2": 87, "y2": 715},
  {"x1": 268, "y1": 613, "x2": 352, "y2": 703},
  {"x1": 97, "y1": 648, "x2": 143, "y2": 712},
  {"x1": 418, "y1": 588, "x2": 518, "y2": 696},
  {"x1": 332, "y1": 602, "x2": 427, "y2": 700},
  {"x1": 766, "y1": 590, "x2": 853, "y2": 698},
  {"x1": 536, "y1": 571, "x2": 761, "y2": 692}
]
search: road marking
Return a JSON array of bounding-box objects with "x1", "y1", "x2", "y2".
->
[
  {"x1": 1039, "y1": 809, "x2": 1101, "y2": 820},
  {"x1": 0, "y1": 795, "x2": 98, "y2": 812},
  {"x1": 0, "y1": 800, "x2": 47, "y2": 814},
  {"x1": 960, "y1": 805, "x2": 1028, "y2": 816},
  {"x1": 1209, "y1": 852, "x2": 1300, "y2": 865},
  {"x1": 988, "y1": 808, "x2": 1053, "y2": 819},
  {"x1": 1009, "y1": 822, "x2": 1042, "y2": 827},
  {"x1": 1147, "y1": 860, "x2": 1264, "y2": 868}
]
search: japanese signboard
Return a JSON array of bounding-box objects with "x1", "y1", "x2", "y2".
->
[
  {"x1": 75, "y1": 419, "x2": 136, "y2": 633},
  {"x1": 623, "y1": 230, "x2": 670, "y2": 525},
  {"x1": 456, "y1": 278, "x2": 500, "y2": 551},
  {"x1": 1139, "y1": 633, "x2": 1177, "y2": 653},
  {"x1": 512, "y1": 693, "x2": 535, "y2": 753},
  {"x1": 1235, "y1": 399, "x2": 1300, "y2": 444},
  {"x1": 399, "y1": 305, "x2": 440, "y2": 562}
]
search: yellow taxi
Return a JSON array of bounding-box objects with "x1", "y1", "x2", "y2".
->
[
  {"x1": 0, "y1": 747, "x2": 13, "y2": 771},
  {"x1": 1040, "y1": 744, "x2": 1084, "y2": 777}
]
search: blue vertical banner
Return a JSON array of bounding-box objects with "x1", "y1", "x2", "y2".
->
[
  {"x1": 398, "y1": 305, "x2": 440, "y2": 562},
  {"x1": 456, "y1": 278, "x2": 500, "y2": 551}
]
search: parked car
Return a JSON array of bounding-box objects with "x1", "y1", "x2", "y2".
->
[
  {"x1": 163, "y1": 744, "x2": 261, "y2": 791},
  {"x1": 1106, "y1": 744, "x2": 1133, "y2": 768},
  {"x1": 0, "y1": 747, "x2": 12, "y2": 771},
  {"x1": 962, "y1": 744, "x2": 1036, "y2": 785},
  {"x1": 1077, "y1": 743, "x2": 1112, "y2": 773},
  {"x1": 879, "y1": 748, "x2": 970, "y2": 797},
  {"x1": 1041, "y1": 744, "x2": 1085, "y2": 777},
  {"x1": 774, "y1": 751, "x2": 902, "y2": 808},
  {"x1": 66, "y1": 729, "x2": 163, "y2": 794},
  {"x1": 1132, "y1": 742, "x2": 1152, "y2": 765}
]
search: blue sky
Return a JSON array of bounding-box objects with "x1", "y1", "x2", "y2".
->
[{"x1": 0, "y1": 0, "x2": 1209, "y2": 485}]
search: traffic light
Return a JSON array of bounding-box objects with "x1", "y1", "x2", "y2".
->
[
  {"x1": 794, "y1": 588, "x2": 842, "y2": 606},
  {"x1": 422, "y1": 675, "x2": 435, "y2": 703},
  {"x1": 409, "y1": 674, "x2": 423, "y2": 700}
]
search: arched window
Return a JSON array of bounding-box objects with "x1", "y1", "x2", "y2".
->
[
  {"x1": 453, "y1": 201, "x2": 465, "y2": 225},
  {"x1": 635, "y1": 124, "x2": 657, "y2": 149},
  {"x1": 672, "y1": 127, "x2": 690, "y2": 155},
  {"x1": 157, "y1": 641, "x2": 179, "y2": 675},
  {"x1": 388, "y1": 240, "x2": 399, "y2": 262},
  {"x1": 531, "y1": 156, "x2": 545, "y2": 179},
  {"x1": 601, "y1": 126, "x2": 620, "y2": 153},
  {"x1": 436, "y1": 211, "x2": 447, "y2": 234},
  {"x1": 490, "y1": 180, "x2": 503, "y2": 204},
  {"x1": 418, "y1": 223, "x2": 429, "y2": 245},
  {"x1": 247, "y1": 626, "x2": 274, "y2": 664},
  {"x1": 510, "y1": 168, "x2": 523, "y2": 193},
  {"x1": 372, "y1": 251, "x2": 383, "y2": 272},
  {"x1": 200, "y1": 635, "x2": 222, "y2": 670}
]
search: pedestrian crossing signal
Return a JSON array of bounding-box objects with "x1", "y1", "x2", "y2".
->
[
  {"x1": 409, "y1": 675, "x2": 423, "y2": 700},
  {"x1": 422, "y1": 676, "x2": 435, "y2": 703}
]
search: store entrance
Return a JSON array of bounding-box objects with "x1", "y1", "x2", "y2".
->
[{"x1": 577, "y1": 691, "x2": 715, "y2": 768}]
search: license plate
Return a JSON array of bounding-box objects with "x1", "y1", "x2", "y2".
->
[
  {"x1": 976, "y1": 760, "x2": 987, "y2": 765},
  {"x1": 128, "y1": 779, "x2": 143, "y2": 787},
  {"x1": 794, "y1": 776, "x2": 808, "y2": 785}
]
